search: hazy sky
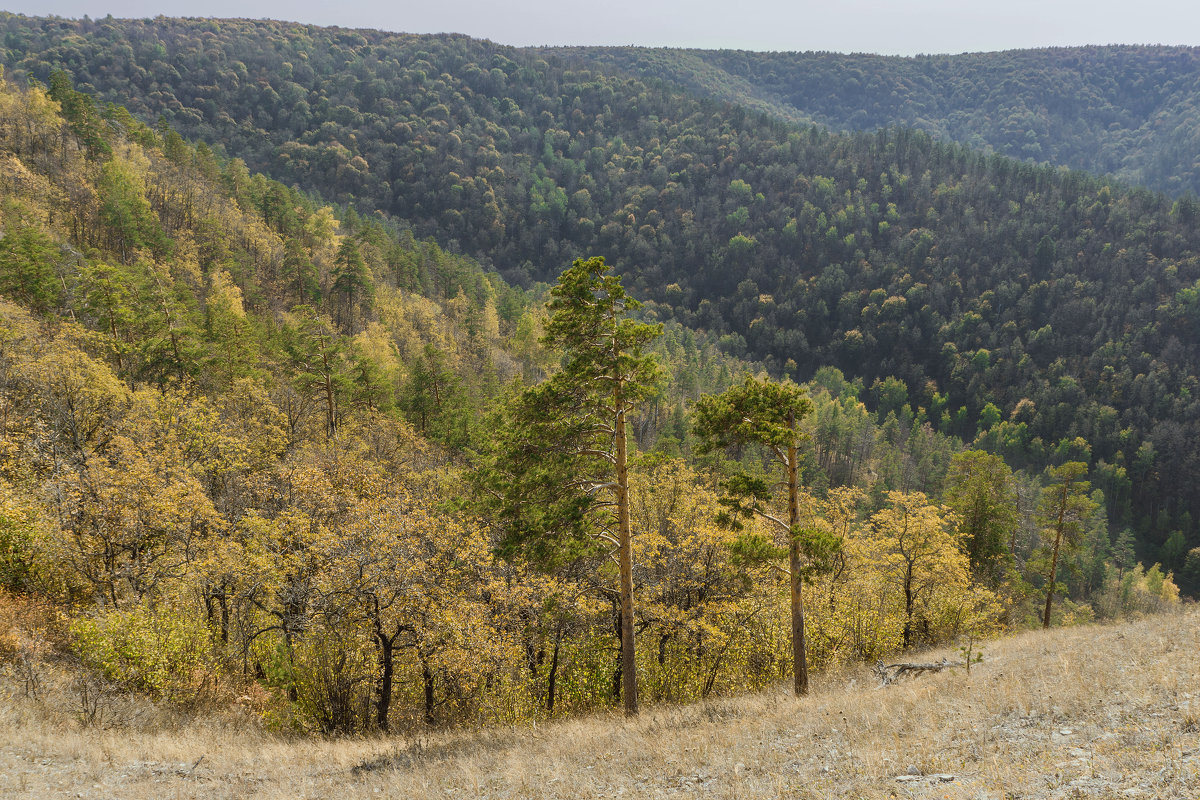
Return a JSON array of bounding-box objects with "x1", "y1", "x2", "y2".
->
[{"x1": 4, "y1": 0, "x2": 1199, "y2": 54}]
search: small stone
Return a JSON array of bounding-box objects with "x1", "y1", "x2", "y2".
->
[{"x1": 906, "y1": 764, "x2": 922, "y2": 775}]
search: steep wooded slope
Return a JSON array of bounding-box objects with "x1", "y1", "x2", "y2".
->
[
  {"x1": 3, "y1": 15, "x2": 1200, "y2": 570},
  {"x1": 0, "y1": 74, "x2": 797, "y2": 732},
  {"x1": 0, "y1": 34, "x2": 1190, "y2": 737},
  {"x1": 558, "y1": 45, "x2": 1200, "y2": 196}
]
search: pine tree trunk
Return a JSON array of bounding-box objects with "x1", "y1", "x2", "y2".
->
[
  {"x1": 787, "y1": 409, "x2": 809, "y2": 696},
  {"x1": 322, "y1": 364, "x2": 336, "y2": 438},
  {"x1": 616, "y1": 401, "x2": 638, "y2": 716},
  {"x1": 1042, "y1": 481, "x2": 1070, "y2": 628}
]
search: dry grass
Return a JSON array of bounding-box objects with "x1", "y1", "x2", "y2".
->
[{"x1": 2, "y1": 608, "x2": 1198, "y2": 799}]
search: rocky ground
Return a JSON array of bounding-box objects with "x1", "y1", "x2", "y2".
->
[{"x1": 1, "y1": 608, "x2": 1197, "y2": 799}]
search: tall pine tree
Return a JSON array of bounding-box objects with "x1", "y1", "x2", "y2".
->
[{"x1": 477, "y1": 256, "x2": 660, "y2": 715}]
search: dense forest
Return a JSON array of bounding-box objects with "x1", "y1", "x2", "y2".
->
[
  {"x1": 554, "y1": 45, "x2": 1200, "y2": 196},
  {"x1": 0, "y1": 15, "x2": 1197, "y2": 733},
  {"x1": 4, "y1": 15, "x2": 1200, "y2": 568},
  {"x1": 0, "y1": 70, "x2": 1181, "y2": 732}
]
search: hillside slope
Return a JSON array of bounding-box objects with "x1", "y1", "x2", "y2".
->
[
  {"x1": 557, "y1": 45, "x2": 1200, "y2": 197},
  {"x1": 2, "y1": 608, "x2": 1196, "y2": 799},
  {"x1": 4, "y1": 16, "x2": 1200, "y2": 560}
]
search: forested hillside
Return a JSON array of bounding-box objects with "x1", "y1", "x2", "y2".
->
[
  {"x1": 0, "y1": 68, "x2": 1182, "y2": 732},
  {"x1": 561, "y1": 45, "x2": 1200, "y2": 197},
  {"x1": 4, "y1": 15, "x2": 1200, "y2": 568}
]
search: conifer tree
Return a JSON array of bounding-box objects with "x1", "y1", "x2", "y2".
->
[
  {"x1": 282, "y1": 239, "x2": 319, "y2": 307},
  {"x1": 478, "y1": 256, "x2": 660, "y2": 715},
  {"x1": 944, "y1": 450, "x2": 1019, "y2": 585},
  {"x1": 0, "y1": 223, "x2": 62, "y2": 314},
  {"x1": 332, "y1": 237, "x2": 372, "y2": 331},
  {"x1": 288, "y1": 305, "x2": 351, "y2": 439},
  {"x1": 693, "y1": 375, "x2": 840, "y2": 696},
  {"x1": 1038, "y1": 462, "x2": 1096, "y2": 628}
]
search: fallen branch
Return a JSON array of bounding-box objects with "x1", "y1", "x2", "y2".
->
[{"x1": 874, "y1": 657, "x2": 954, "y2": 686}]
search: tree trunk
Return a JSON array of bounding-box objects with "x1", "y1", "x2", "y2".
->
[
  {"x1": 615, "y1": 400, "x2": 638, "y2": 715},
  {"x1": 169, "y1": 330, "x2": 184, "y2": 384},
  {"x1": 522, "y1": 609, "x2": 540, "y2": 678},
  {"x1": 1042, "y1": 488, "x2": 1068, "y2": 628},
  {"x1": 422, "y1": 660, "x2": 435, "y2": 725},
  {"x1": 786, "y1": 409, "x2": 808, "y2": 696},
  {"x1": 546, "y1": 635, "x2": 560, "y2": 713},
  {"x1": 903, "y1": 560, "x2": 915, "y2": 648},
  {"x1": 216, "y1": 586, "x2": 229, "y2": 644},
  {"x1": 374, "y1": 629, "x2": 394, "y2": 731},
  {"x1": 611, "y1": 603, "x2": 623, "y2": 703},
  {"x1": 323, "y1": 374, "x2": 336, "y2": 439}
]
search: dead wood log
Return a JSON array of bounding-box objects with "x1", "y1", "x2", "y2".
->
[{"x1": 873, "y1": 657, "x2": 954, "y2": 686}]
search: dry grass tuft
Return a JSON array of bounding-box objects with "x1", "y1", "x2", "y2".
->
[{"x1": 2, "y1": 607, "x2": 1198, "y2": 798}]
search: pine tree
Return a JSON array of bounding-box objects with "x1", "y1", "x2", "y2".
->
[
  {"x1": 0, "y1": 223, "x2": 62, "y2": 314},
  {"x1": 288, "y1": 305, "x2": 351, "y2": 439},
  {"x1": 1038, "y1": 462, "x2": 1096, "y2": 628},
  {"x1": 332, "y1": 237, "x2": 372, "y2": 331},
  {"x1": 477, "y1": 256, "x2": 660, "y2": 716},
  {"x1": 281, "y1": 239, "x2": 319, "y2": 307},
  {"x1": 692, "y1": 375, "x2": 840, "y2": 696},
  {"x1": 944, "y1": 450, "x2": 1019, "y2": 585}
]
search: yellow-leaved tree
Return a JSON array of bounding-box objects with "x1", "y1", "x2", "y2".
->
[
  {"x1": 317, "y1": 493, "x2": 498, "y2": 731},
  {"x1": 630, "y1": 455, "x2": 776, "y2": 701},
  {"x1": 863, "y1": 491, "x2": 991, "y2": 649}
]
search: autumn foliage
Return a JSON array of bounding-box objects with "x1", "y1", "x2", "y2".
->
[{"x1": 0, "y1": 73, "x2": 1179, "y2": 734}]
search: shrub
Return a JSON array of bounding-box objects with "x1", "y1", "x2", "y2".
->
[{"x1": 69, "y1": 602, "x2": 215, "y2": 703}]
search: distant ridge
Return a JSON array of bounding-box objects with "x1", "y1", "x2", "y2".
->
[{"x1": 550, "y1": 44, "x2": 1200, "y2": 196}]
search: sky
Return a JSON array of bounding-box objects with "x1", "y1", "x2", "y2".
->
[{"x1": 3, "y1": 0, "x2": 1200, "y2": 55}]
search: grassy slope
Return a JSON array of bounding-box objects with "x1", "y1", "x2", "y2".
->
[{"x1": 2, "y1": 609, "x2": 1196, "y2": 799}]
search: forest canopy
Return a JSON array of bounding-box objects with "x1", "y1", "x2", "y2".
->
[
  {"x1": 2, "y1": 15, "x2": 1197, "y2": 563},
  {"x1": 0, "y1": 18, "x2": 1194, "y2": 733}
]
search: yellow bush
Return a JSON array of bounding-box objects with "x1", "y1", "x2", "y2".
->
[{"x1": 69, "y1": 602, "x2": 215, "y2": 703}]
